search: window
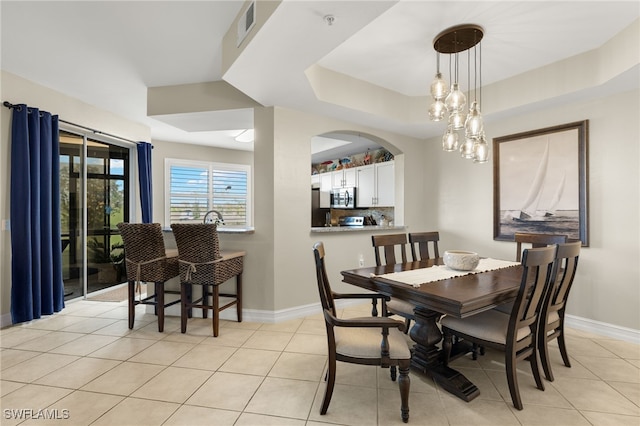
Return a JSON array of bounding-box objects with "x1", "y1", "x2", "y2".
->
[{"x1": 165, "y1": 159, "x2": 251, "y2": 226}]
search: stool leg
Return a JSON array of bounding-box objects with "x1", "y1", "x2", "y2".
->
[
  {"x1": 181, "y1": 282, "x2": 189, "y2": 334},
  {"x1": 236, "y1": 273, "x2": 243, "y2": 323},
  {"x1": 128, "y1": 280, "x2": 135, "y2": 329},
  {"x1": 202, "y1": 286, "x2": 209, "y2": 319},
  {"x1": 156, "y1": 282, "x2": 164, "y2": 333},
  {"x1": 213, "y1": 285, "x2": 219, "y2": 337}
]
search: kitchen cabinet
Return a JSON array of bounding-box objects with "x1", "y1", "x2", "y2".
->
[
  {"x1": 319, "y1": 172, "x2": 333, "y2": 192},
  {"x1": 332, "y1": 167, "x2": 357, "y2": 188},
  {"x1": 356, "y1": 161, "x2": 394, "y2": 207}
]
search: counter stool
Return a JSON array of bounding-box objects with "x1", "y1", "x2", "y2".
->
[
  {"x1": 117, "y1": 222, "x2": 181, "y2": 332},
  {"x1": 171, "y1": 223, "x2": 244, "y2": 337}
]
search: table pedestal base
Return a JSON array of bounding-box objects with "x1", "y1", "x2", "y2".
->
[{"x1": 409, "y1": 308, "x2": 480, "y2": 402}]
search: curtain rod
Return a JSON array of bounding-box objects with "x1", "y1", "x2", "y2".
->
[{"x1": 3, "y1": 101, "x2": 149, "y2": 146}]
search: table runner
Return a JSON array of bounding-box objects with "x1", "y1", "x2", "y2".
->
[{"x1": 374, "y1": 258, "x2": 520, "y2": 288}]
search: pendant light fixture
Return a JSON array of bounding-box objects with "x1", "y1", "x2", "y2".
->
[{"x1": 429, "y1": 24, "x2": 487, "y2": 163}]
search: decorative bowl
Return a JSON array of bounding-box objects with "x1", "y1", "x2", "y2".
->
[{"x1": 443, "y1": 250, "x2": 479, "y2": 271}]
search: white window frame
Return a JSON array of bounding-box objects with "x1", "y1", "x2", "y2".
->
[{"x1": 164, "y1": 158, "x2": 252, "y2": 227}]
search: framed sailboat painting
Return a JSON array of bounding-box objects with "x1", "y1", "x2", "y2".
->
[{"x1": 493, "y1": 120, "x2": 589, "y2": 246}]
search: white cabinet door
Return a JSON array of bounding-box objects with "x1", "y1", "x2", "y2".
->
[
  {"x1": 332, "y1": 170, "x2": 343, "y2": 188},
  {"x1": 344, "y1": 168, "x2": 357, "y2": 187},
  {"x1": 375, "y1": 161, "x2": 395, "y2": 206},
  {"x1": 356, "y1": 165, "x2": 375, "y2": 207},
  {"x1": 319, "y1": 172, "x2": 333, "y2": 192},
  {"x1": 311, "y1": 174, "x2": 320, "y2": 187},
  {"x1": 331, "y1": 168, "x2": 357, "y2": 188}
]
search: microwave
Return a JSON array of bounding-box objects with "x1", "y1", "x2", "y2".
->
[{"x1": 331, "y1": 187, "x2": 356, "y2": 209}]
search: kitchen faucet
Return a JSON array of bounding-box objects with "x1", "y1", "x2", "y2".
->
[{"x1": 203, "y1": 210, "x2": 225, "y2": 225}]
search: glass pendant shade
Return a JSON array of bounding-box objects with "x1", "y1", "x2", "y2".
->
[
  {"x1": 428, "y1": 100, "x2": 446, "y2": 121},
  {"x1": 473, "y1": 133, "x2": 489, "y2": 163},
  {"x1": 460, "y1": 136, "x2": 476, "y2": 159},
  {"x1": 442, "y1": 127, "x2": 459, "y2": 152},
  {"x1": 445, "y1": 83, "x2": 466, "y2": 112},
  {"x1": 430, "y1": 73, "x2": 449, "y2": 100},
  {"x1": 449, "y1": 110, "x2": 466, "y2": 130},
  {"x1": 464, "y1": 101, "x2": 483, "y2": 137}
]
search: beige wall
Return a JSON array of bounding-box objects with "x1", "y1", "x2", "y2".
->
[{"x1": 425, "y1": 89, "x2": 640, "y2": 331}]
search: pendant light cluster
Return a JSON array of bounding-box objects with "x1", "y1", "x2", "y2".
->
[{"x1": 428, "y1": 24, "x2": 489, "y2": 163}]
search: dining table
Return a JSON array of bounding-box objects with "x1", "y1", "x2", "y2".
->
[{"x1": 341, "y1": 257, "x2": 523, "y2": 402}]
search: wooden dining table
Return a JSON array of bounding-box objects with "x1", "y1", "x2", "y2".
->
[{"x1": 341, "y1": 257, "x2": 523, "y2": 402}]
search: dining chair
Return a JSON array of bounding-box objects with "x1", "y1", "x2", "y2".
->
[
  {"x1": 408, "y1": 231, "x2": 440, "y2": 261},
  {"x1": 371, "y1": 234, "x2": 415, "y2": 331},
  {"x1": 313, "y1": 242, "x2": 411, "y2": 423},
  {"x1": 538, "y1": 240, "x2": 581, "y2": 381},
  {"x1": 515, "y1": 232, "x2": 567, "y2": 262},
  {"x1": 170, "y1": 223, "x2": 244, "y2": 337},
  {"x1": 117, "y1": 222, "x2": 181, "y2": 332},
  {"x1": 441, "y1": 245, "x2": 558, "y2": 410}
]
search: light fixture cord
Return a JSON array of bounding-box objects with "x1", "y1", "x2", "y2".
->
[{"x1": 479, "y1": 40, "x2": 482, "y2": 108}]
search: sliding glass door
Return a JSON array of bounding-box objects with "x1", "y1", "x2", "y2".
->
[{"x1": 60, "y1": 130, "x2": 130, "y2": 300}]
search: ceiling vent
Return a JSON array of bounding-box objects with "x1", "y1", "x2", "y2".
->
[{"x1": 237, "y1": 1, "x2": 256, "y2": 47}]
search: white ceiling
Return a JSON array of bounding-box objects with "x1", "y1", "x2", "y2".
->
[{"x1": 2, "y1": 1, "x2": 638, "y2": 156}]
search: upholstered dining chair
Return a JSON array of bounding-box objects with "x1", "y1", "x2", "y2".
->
[
  {"x1": 313, "y1": 242, "x2": 411, "y2": 423},
  {"x1": 441, "y1": 245, "x2": 558, "y2": 410},
  {"x1": 408, "y1": 231, "x2": 440, "y2": 261},
  {"x1": 372, "y1": 234, "x2": 415, "y2": 331},
  {"x1": 117, "y1": 222, "x2": 181, "y2": 332},
  {"x1": 538, "y1": 240, "x2": 581, "y2": 381},
  {"x1": 170, "y1": 223, "x2": 244, "y2": 337},
  {"x1": 515, "y1": 232, "x2": 567, "y2": 262}
]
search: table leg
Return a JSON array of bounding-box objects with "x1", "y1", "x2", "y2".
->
[{"x1": 409, "y1": 307, "x2": 480, "y2": 402}]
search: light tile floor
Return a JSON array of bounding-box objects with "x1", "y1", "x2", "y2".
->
[{"x1": 1, "y1": 299, "x2": 639, "y2": 425}]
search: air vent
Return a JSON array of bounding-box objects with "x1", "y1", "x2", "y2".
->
[{"x1": 237, "y1": 1, "x2": 256, "y2": 47}]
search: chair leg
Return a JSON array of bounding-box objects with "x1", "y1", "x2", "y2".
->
[
  {"x1": 212, "y1": 285, "x2": 220, "y2": 337},
  {"x1": 505, "y1": 351, "x2": 523, "y2": 410},
  {"x1": 155, "y1": 282, "x2": 164, "y2": 333},
  {"x1": 557, "y1": 329, "x2": 571, "y2": 368},
  {"x1": 321, "y1": 355, "x2": 337, "y2": 415},
  {"x1": 236, "y1": 273, "x2": 243, "y2": 323},
  {"x1": 398, "y1": 360, "x2": 410, "y2": 423},
  {"x1": 390, "y1": 366, "x2": 397, "y2": 381},
  {"x1": 529, "y1": 349, "x2": 545, "y2": 391},
  {"x1": 539, "y1": 333, "x2": 555, "y2": 382},
  {"x1": 180, "y1": 282, "x2": 189, "y2": 334},
  {"x1": 128, "y1": 280, "x2": 135, "y2": 329}
]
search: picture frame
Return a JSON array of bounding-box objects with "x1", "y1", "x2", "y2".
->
[{"x1": 493, "y1": 120, "x2": 589, "y2": 246}]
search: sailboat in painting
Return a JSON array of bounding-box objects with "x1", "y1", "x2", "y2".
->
[{"x1": 513, "y1": 139, "x2": 567, "y2": 222}]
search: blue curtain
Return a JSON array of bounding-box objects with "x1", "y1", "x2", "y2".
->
[
  {"x1": 10, "y1": 104, "x2": 64, "y2": 324},
  {"x1": 137, "y1": 142, "x2": 153, "y2": 223}
]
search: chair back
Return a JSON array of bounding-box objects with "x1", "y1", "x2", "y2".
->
[
  {"x1": 171, "y1": 223, "x2": 221, "y2": 262},
  {"x1": 515, "y1": 232, "x2": 567, "y2": 262},
  {"x1": 372, "y1": 234, "x2": 407, "y2": 266},
  {"x1": 117, "y1": 222, "x2": 169, "y2": 282},
  {"x1": 510, "y1": 245, "x2": 557, "y2": 337},
  {"x1": 543, "y1": 241, "x2": 581, "y2": 319},
  {"x1": 408, "y1": 231, "x2": 440, "y2": 261},
  {"x1": 171, "y1": 223, "x2": 222, "y2": 284},
  {"x1": 313, "y1": 242, "x2": 337, "y2": 317}
]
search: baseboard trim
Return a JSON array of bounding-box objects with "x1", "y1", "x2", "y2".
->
[
  {"x1": 3, "y1": 302, "x2": 637, "y2": 345},
  {"x1": 1, "y1": 313, "x2": 11, "y2": 329},
  {"x1": 218, "y1": 299, "x2": 364, "y2": 323},
  {"x1": 565, "y1": 314, "x2": 640, "y2": 344}
]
